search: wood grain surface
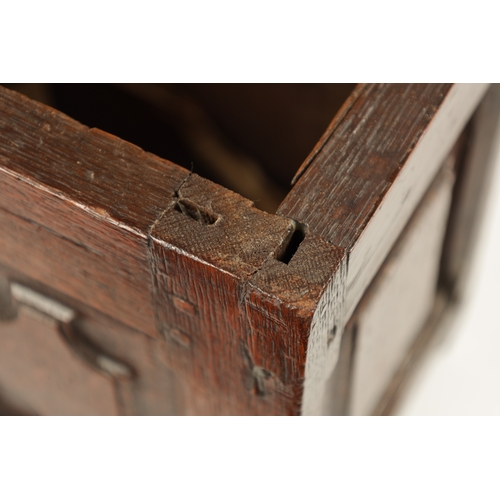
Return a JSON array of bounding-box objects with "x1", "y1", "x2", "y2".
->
[
  {"x1": 0, "y1": 303, "x2": 119, "y2": 416},
  {"x1": 279, "y1": 83, "x2": 487, "y2": 318},
  {"x1": 149, "y1": 173, "x2": 299, "y2": 414},
  {"x1": 0, "y1": 86, "x2": 189, "y2": 337},
  {"x1": 0, "y1": 84, "x2": 492, "y2": 415},
  {"x1": 278, "y1": 84, "x2": 488, "y2": 414}
]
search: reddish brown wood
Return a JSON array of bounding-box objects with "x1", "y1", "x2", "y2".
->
[
  {"x1": 149, "y1": 173, "x2": 314, "y2": 415},
  {"x1": 291, "y1": 83, "x2": 366, "y2": 185},
  {"x1": 245, "y1": 234, "x2": 345, "y2": 415},
  {"x1": 0, "y1": 87, "x2": 189, "y2": 337},
  {"x1": 0, "y1": 83, "x2": 495, "y2": 415},
  {"x1": 0, "y1": 265, "x2": 187, "y2": 416},
  {"x1": 0, "y1": 300, "x2": 118, "y2": 416},
  {"x1": 75, "y1": 314, "x2": 182, "y2": 416}
]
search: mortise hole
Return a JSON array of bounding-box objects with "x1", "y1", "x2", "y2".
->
[
  {"x1": 174, "y1": 199, "x2": 219, "y2": 225},
  {"x1": 276, "y1": 221, "x2": 307, "y2": 265}
]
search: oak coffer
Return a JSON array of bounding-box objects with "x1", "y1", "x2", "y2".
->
[{"x1": 0, "y1": 83, "x2": 498, "y2": 415}]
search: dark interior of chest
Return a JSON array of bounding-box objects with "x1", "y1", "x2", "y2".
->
[{"x1": 5, "y1": 83, "x2": 356, "y2": 213}]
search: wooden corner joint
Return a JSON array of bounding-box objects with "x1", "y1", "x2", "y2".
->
[{"x1": 146, "y1": 173, "x2": 347, "y2": 414}]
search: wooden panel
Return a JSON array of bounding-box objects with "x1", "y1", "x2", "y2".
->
[
  {"x1": 75, "y1": 316, "x2": 182, "y2": 416},
  {"x1": 373, "y1": 84, "x2": 500, "y2": 415},
  {"x1": 0, "y1": 271, "x2": 182, "y2": 416},
  {"x1": 347, "y1": 166, "x2": 454, "y2": 415},
  {"x1": 278, "y1": 84, "x2": 488, "y2": 415},
  {"x1": 0, "y1": 86, "x2": 189, "y2": 336},
  {"x1": 0, "y1": 206, "x2": 159, "y2": 336},
  {"x1": 0, "y1": 86, "x2": 188, "y2": 231},
  {"x1": 0, "y1": 287, "x2": 119, "y2": 416}
]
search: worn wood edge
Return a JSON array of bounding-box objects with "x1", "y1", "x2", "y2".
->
[
  {"x1": 291, "y1": 83, "x2": 368, "y2": 185},
  {"x1": 296, "y1": 86, "x2": 453, "y2": 414},
  {"x1": 142, "y1": 84, "x2": 488, "y2": 414},
  {"x1": 245, "y1": 235, "x2": 347, "y2": 414},
  {"x1": 301, "y1": 253, "x2": 348, "y2": 415},
  {"x1": 279, "y1": 84, "x2": 452, "y2": 232},
  {"x1": 282, "y1": 84, "x2": 488, "y2": 324},
  {"x1": 0, "y1": 164, "x2": 172, "y2": 337},
  {"x1": 307, "y1": 164, "x2": 453, "y2": 416},
  {"x1": 361, "y1": 86, "x2": 500, "y2": 416},
  {"x1": 296, "y1": 86, "x2": 489, "y2": 414},
  {"x1": 345, "y1": 84, "x2": 489, "y2": 318},
  {"x1": 1, "y1": 84, "x2": 488, "y2": 414},
  {"x1": 0, "y1": 164, "x2": 148, "y2": 240},
  {"x1": 370, "y1": 85, "x2": 500, "y2": 417},
  {"x1": 0, "y1": 87, "x2": 193, "y2": 337},
  {"x1": 348, "y1": 162, "x2": 456, "y2": 322},
  {"x1": 147, "y1": 172, "x2": 352, "y2": 414},
  {"x1": 0, "y1": 85, "x2": 190, "y2": 235},
  {"x1": 148, "y1": 173, "x2": 322, "y2": 414},
  {"x1": 149, "y1": 172, "x2": 295, "y2": 278}
]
